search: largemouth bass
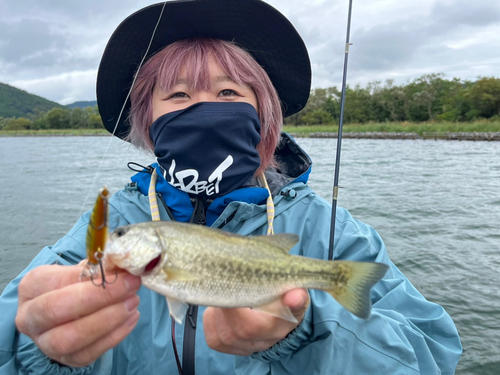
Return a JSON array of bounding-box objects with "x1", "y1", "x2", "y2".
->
[{"x1": 105, "y1": 221, "x2": 388, "y2": 323}]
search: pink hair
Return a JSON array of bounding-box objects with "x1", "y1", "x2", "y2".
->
[{"x1": 128, "y1": 38, "x2": 283, "y2": 175}]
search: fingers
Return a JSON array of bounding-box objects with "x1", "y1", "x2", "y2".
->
[
  {"x1": 37, "y1": 297, "x2": 140, "y2": 367},
  {"x1": 16, "y1": 271, "x2": 141, "y2": 337},
  {"x1": 221, "y1": 289, "x2": 309, "y2": 340},
  {"x1": 203, "y1": 307, "x2": 277, "y2": 356},
  {"x1": 37, "y1": 295, "x2": 139, "y2": 354},
  {"x1": 15, "y1": 264, "x2": 143, "y2": 367},
  {"x1": 204, "y1": 306, "x2": 291, "y2": 355},
  {"x1": 282, "y1": 289, "x2": 310, "y2": 320},
  {"x1": 18, "y1": 264, "x2": 88, "y2": 302},
  {"x1": 203, "y1": 289, "x2": 310, "y2": 356},
  {"x1": 59, "y1": 311, "x2": 140, "y2": 368}
]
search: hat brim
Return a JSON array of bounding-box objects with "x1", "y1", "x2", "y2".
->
[{"x1": 97, "y1": 0, "x2": 311, "y2": 139}]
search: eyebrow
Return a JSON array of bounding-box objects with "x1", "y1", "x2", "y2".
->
[
  {"x1": 214, "y1": 76, "x2": 234, "y2": 83},
  {"x1": 173, "y1": 76, "x2": 236, "y2": 85},
  {"x1": 174, "y1": 78, "x2": 188, "y2": 85},
  {"x1": 214, "y1": 76, "x2": 252, "y2": 89}
]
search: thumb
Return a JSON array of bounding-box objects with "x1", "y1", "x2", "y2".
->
[{"x1": 282, "y1": 289, "x2": 310, "y2": 319}]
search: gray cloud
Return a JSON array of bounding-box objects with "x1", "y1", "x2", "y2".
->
[
  {"x1": 0, "y1": 0, "x2": 147, "y2": 24},
  {"x1": 0, "y1": 19, "x2": 65, "y2": 63},
  {"x1": 0, "y1": 0, "x2": 499, "y2": 103},
  {"x1": 431, "y1": 0, "x2": 500, "y2": 28},
  {"x1": 343, "y1": 0, "x2": 500, "y2": 87},
  {"x1": 352, "y1": 23, "x2": 423, "y2": 72},
  {"x1": 0, "y1": 18, "x2": 97, "y2": 86}
]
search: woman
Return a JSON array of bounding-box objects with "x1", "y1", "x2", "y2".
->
[{"x1": 0, "y1": 1, "x2": 461, "y2": 374}]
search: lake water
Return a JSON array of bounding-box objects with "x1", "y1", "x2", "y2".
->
[{"x1": 1, "y1": 136, "x2": 499, "y2": 374}]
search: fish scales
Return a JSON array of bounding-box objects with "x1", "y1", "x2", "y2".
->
[
  {"x1": 156, "y1": 226, "x2": 344, "y2": 306},
  {"x1": 149, "y1": 227, "x2": 302, "y2": 306},
  {"x1": 105, "y1": 221, "x2": 389, "y2": 323}
]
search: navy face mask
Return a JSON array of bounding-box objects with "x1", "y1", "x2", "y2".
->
[{"x1": 149, "y1": 102, "x2": 262, "y2": 197}]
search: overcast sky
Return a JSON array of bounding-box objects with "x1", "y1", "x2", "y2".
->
[{"x1": 0, "y1": 0, "x2": 499, "y2": 105}]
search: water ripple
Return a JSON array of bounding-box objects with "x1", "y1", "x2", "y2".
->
[{"x1": 1, "y1": 137, "x2": 499, "y2": 374}]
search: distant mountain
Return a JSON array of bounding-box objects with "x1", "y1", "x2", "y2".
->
[
  {"x1": 66, "y1": 100, "x2": 98, "y2": 109},
  {"x1": 0, "y1": 82, "x2": 65, "y2": 118}
]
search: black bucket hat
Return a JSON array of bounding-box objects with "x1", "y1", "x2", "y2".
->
[{"x1": 97, "y1": 0, "x2": 311, "y2": 139}]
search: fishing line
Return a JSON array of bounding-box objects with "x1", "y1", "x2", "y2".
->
[
  {"x1": 328, "y1": 0, "x2": 354, "y2": 261},
  {"x1": 62, "y1": 2, "x2": 168, "y2": 265},
  {"x1": 77, "y1": 1, "x2": 168, "y2": 219}
]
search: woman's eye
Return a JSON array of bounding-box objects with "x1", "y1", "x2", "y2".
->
[
  {"x1": 168, "y1": 92, "x2": 189, "y2": 99},
  {"x1": 219, "y1": 89, "x2": 239, "y2": 97}
]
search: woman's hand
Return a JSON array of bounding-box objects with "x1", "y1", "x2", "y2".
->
[
  {"x1": 203, "y1": 289, "x2": 309, "y2": 356},
  {"x1": 15, "y1": 264, "x2": 141, "y2": 368}
]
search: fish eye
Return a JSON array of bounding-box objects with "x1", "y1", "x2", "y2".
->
[{"x1": 114, "y1": 227, "x2": 128, "y2": 237}]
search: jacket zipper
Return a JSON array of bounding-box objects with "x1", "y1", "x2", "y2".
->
[
  {"x1": 182, "y1": 196, "x2": 207, "y2": 375},
  {"x1": 158, "y1": 195, "x2": 233, "y2": 375},
  {"x1": 182, "y1": 304, "x2": 198, "y2": 375}
]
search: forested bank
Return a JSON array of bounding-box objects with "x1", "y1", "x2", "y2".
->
[
  {"x1": 1, "y1": 74, "x2": 499, "y2": 131},
  {"x1": 285, "y1": 74, "x2": 500, "y2": 126},
  {"x1": 0, "y1": 106, "x2": 103, "y2": 131}
]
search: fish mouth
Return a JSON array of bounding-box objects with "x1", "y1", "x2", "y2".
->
[
  {"x1": 104, "y1": 232, "x2": 147, "y2": 274},
  {"x1": 104, "y1": 226, "x2": 163, "y2": 276},
  {"x1": 143, "y1": 254, "x2": 162, "y2": 275}
]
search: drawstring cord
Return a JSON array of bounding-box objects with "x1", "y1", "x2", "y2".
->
[
  {"x1": 127, "y1": 162, "x2": 154, "y2": 174},
  {"x1": 148, "y1": 168, "x2": 161, "y2": 222},
  {"x1": 148, "y1": 167, "x2": 182, "y2": 374},
  {"x1": 258, "y1": 172, "x2": 275, "y2": 235},
  {"x1": 148, "y1": 168, "x2": 276, "y2": 233}
]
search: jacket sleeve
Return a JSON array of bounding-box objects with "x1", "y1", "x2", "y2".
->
[
  {"x1": 0, "y1": 188, "x2": 157, "y2": 375},
  {"x1": 0, "y1": 215, "x2": 113, "y2": 375},
  {"x1": 237, "y1": 192, "x2": 462, "y2": 374}
]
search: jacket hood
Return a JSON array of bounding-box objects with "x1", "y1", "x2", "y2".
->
[{"x1": 247, "y1": 132, "x2": 312, "y2": 196}]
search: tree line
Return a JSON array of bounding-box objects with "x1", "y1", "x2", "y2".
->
[
  {"x1": 284, "y1": 74, "x2": 500, "y2": 126},
  {"x1": 1, "y1": 74, "x2": 499, "y2": 131},
  {"x1": 0, "y1": 106, "x2": 103, "y2": 131}
]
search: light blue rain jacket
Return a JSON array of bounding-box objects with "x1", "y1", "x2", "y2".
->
[{"x1": 0, "y1": 134, "x2": 462, "y2": 374}]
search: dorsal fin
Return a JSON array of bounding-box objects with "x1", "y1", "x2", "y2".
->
[{"x1": 252, "y1": 233, "x2": 300, "y2": 254}]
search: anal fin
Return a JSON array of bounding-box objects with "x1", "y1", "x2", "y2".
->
[{"x1": 253, "y1": 299, "x2": 298, "y2": 323}]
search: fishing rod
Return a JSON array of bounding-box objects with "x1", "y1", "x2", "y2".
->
[{"x1": 328, "y1": 0, "x2": 354, "y2": 261}]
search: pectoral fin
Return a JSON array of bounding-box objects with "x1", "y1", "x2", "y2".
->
[
  {"x1": 166, "y1": 297, "x2": 189, "y2": 324},
  {"x1": 253, "y1": 299, "x2": 298, "y2": 323},
  {"x1": 165, "y1": 265, "x2": 199, "y2": 282}
]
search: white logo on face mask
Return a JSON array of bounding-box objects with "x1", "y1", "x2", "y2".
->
[{"x1": 164, "y1": 155, "x2": 234, "y2": 196}]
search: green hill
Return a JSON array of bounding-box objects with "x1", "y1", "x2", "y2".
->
[
  {"x1": 0, "y1": 82, "x2": 64, "y2": 118},
  {"x1": 66, "y1": 100, "x2": 97, "y2": 109}
]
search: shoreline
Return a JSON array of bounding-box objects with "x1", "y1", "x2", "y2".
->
[
  {"x1": 2, "y1": 131, "x2": 500, "y2": 141},
  {"x1": 288, "y1": 131, "x2": 500, "y2": 141},
  {"x1": 0, "y1": 133, "x2": 110, "y2": 137}
]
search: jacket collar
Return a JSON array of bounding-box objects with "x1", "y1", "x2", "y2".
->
[{"x1": 130, "y1": 133, "x2": 312, "y2": 225}]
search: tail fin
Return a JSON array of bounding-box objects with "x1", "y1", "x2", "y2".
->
[{"x1": 327, "y1": 261, "x2": 389, "y2": 319}]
